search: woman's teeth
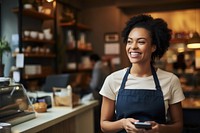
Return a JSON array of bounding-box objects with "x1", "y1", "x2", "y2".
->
[{"x1": 130, "y1": 52, "x2": 141, "y2": 57}]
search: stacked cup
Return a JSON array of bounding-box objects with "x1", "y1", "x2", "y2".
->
[
  {"x1": 43, "y1": 28, "x2": 53, "y2": 40},
  {"x1": 0, "y1": 123, "x2": 11, "y2": 133}
]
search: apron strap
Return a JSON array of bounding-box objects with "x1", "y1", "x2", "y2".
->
[
  {"x1": 119, "y1": 67, "x2": 131, "y2": 90},
  {"x1": 151, "y1": 64, "x2": 161, "y2": 90}
]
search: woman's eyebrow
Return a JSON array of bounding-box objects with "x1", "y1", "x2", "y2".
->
[
  {"x1": 128, "y1": 37, "x2": 133, "y2": 40},
  {"x1": 128, "y1": 37, "x2": 146, "y2": 40}
]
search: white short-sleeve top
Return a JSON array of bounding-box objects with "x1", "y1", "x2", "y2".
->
[{"x1": 99, "y1": 68, "x2": 185, "y2": 115}]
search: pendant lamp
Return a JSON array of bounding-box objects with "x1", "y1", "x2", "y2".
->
[
  {"x1": 46, "y1": 0, "x2": 54, "y2": 2},
  {"x1": 187, "y1": 9, "x2": 200, "y2": 49},
  {"x1": 187, "y1": 32, "x2": 200, "y2": 49}
]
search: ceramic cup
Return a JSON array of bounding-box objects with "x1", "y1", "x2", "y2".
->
[
  {"x1": 0, "y1": 123, "x2": 11, "y2": 133},
  {"x1": 38, "y1": 33, "x2": 44, "y2": 40}
]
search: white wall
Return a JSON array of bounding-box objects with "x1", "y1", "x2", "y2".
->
[{"x1": 1, "y1": 0, "x2": 18, "y2": 76}]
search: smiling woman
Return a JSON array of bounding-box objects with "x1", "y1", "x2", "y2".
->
[{"x1": 99, "y1": 14, "x2": 185, "y2": 133}]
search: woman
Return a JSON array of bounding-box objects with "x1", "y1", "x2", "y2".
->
[{"x1": 99, "y1": 14, "x2": 185, "y2": 133}]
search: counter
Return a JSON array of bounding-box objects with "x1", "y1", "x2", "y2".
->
[
  {"x1": 182, "y1": 98, "x2": 200, "y2": 109},
  {"x1": 182, "y1": 98, "x2": 200, "y2": 132},
  {"x1": 11, "y1": 100, "x2": 98, "y2": 133}
]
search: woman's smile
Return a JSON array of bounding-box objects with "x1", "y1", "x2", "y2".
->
[{"x1": 129, "y1": 51, "x2": 141, "y2": 58}]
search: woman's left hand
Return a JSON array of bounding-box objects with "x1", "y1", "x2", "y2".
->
[{"x1": 143, "y1": 121, "x2": 159, "y2": 133}]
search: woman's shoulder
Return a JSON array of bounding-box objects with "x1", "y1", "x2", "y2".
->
[
  {"x1": 110, "y1": 67, "x2": 128, "y2": 76},
  {"x1": 157, "y1": 68, "x2": 179, "y2": 79},
  {"x1": 105, "y1": 67, "x2": 128, "y2": 81}
]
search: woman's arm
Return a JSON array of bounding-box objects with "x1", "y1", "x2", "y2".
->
[
  {"x1": 100, "y1": 96, "x2": 139, "y2": 133},
  {"x1": 161, "y1": 102, "x2": 183, "y2": 133},
  {"x1": 100, "y1": 96, "x2": 124, "y2": 132},
  {"x1": 149, "y1": 102, "x2": 183, "y2": 133}
]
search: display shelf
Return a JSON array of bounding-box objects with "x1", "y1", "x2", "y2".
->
[
  {"x1": 22, "y1": 38, "x2": 55, "y2": 44},
  {"x1": 12, "y1": 1, "x2": 57, "y2": 91},
  {"x1": 12, "y1": 8, "x2": 54, "y2": 20},
  {"x1": 170, "y1": 38, "x2": 188, "y2": 44},
  {"x1": 12, "y1": 52, "x2": 56, "y2": 58},
  {"x1": 66, "y1": 47, "x2": 93, "y2": 52},
  {"x1": 59, "y1": 21, "x2": 91, "y2": 30},
  {"x1": 23, "y1": 53, "x2": 56, "y2": 58},
  {"x1": 57, "y1": 2, "x2": 93, "y2": 73},
  {"x1": 23, "y1": 74, "x2": 50, "y2": 79},
  {"x1": 23, "y1": 66, "x2": 54, "y2": 80},
  {"x1": 63, "y1": 68, "x2": 92, "y2": 73}
]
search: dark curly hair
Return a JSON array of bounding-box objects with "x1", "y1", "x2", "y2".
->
[{"x1": 122, "y1": 14, "x2": 172, "y2": 64}]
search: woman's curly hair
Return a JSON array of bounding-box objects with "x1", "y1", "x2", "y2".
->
[{"x1": 122, "y1": 14, "x2": 172, "y2": 64}]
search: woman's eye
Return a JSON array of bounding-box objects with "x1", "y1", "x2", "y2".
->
[
  {"x1": 138, "y1": 41, "x2": 145, "y2": 44},
  {"x1": 127, "y1": 40, "x2": 132, "y2": 44}
]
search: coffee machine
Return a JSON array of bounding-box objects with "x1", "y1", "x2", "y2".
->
[{"x1": 0, "y1": 77, "x2": 36, "y2": 126}]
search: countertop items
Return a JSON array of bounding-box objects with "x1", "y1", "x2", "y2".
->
[
  {"x1": 0, "y1": 83, "x2": 36, "y2": 126},
  {"x1": 182, "y1": 98, "x2": 200, "y2": 109},
  {"x1": 31, "y1": 102, "x2": 47, "y2": 113},
  {"x1": 182, "y1": 90, "x2": 200, "y2": 109},
  {"x1": 11, "y1": 100, "x2": 98, "y2": 133},
  {"x1": 0, "y1": 77, "x2": 10, "y2": 87}
]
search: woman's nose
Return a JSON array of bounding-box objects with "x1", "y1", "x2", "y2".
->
[{"x1": 131, "y1": 42, "x2": 138, "y2": 49}]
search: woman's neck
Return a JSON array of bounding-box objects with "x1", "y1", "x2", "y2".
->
[{"x1": 130, "y1": 63, "x2": 153, "y2": 77}]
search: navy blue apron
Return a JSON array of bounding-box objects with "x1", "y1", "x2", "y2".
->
[{"x1": 116, "y1": 65, "x2": 166, "y2": 132}]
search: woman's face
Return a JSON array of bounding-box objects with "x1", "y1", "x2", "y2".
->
[{"x1": 126, "y1": 27, "x2": 156, "y2": 65}]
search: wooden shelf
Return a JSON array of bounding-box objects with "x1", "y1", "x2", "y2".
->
[
  {"x1": 63, "y1": 68, "x2": 92, "y2": 73},
  {"x1": 13, "y1": 52, "x2": 56, "y2": 58},
  {"x1": 22, "y1": 38, "x2": 55, "y2": 44},
  {"x1": 59, "y1": 21, "x2": 91, "y2": 30},
  {"x1": 23, "y1": 74, "x2": 50, "y2": 79},
  {"x1": 23, "y1": 66, "x2": 54, "y2": 79},
  {"x1": 58, "y1": 3, "x2": 93, "y2": 74},
  {"x1": 170, "y1": 38, "x2": 188, "y2": 44},
  {"x1": 66, "y1": 47, "x2": 93, "y2": 52},
  {"x1": 12, "y1": 8, "x2": 54, "y2": 20},
  {"x1": 24, "y1": 53, "x2": 56, "y2": 58},
  {"x1": 79, "y1": 68, "x2": 92, "y2": 71}
]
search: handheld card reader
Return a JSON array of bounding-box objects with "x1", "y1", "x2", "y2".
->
[{"x1": 133, "y1": 122, "x2": 152, "y2": 130}]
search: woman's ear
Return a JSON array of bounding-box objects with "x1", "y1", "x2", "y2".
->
[{"x1": 152, "y1": 44, "x2": 156, "y2": 52}]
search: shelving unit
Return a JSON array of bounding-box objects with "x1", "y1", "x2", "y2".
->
[
  {"x1": 170, "y1": 38, "x2": 188, "y2": 44},
  {"x1": 59, "y1": 21, "x2": 91, "y2": 30},
  {"x1": 157, "y1": 34, "x2": 197, "y2": 73},
  {"x1": 12, "y1": 0, "x2": 57, "y2": 90},
  {"x1": 12, "y1": 8, "x2": 54, "y2": 20},
  {"x1": 57, "y1": 1, "x2": 93, "y2": 73},
  {"x1": 169, "y1": 37, "x2": 195, "y2": 53}
]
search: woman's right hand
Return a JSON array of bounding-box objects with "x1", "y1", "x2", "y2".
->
[{"x1": 123, "y1": 118, "x2": 145, "y2": 133}]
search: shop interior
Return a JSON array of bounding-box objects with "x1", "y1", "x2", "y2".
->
[{"x1": 0, "y1": 0, "x2": 200, "y2": 133}]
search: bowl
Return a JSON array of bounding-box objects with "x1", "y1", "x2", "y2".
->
[
  {"x1": 24, "y1": 4, "x2": 33, "y2": 9},
  {"x1": 30, "y1": 31, "x2": 38, "y2": 39},
  {"x1": 24, "y1": 30, "x2": 30, "y2": 38}
]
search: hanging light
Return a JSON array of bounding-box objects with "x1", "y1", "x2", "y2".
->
[
  {"x1": 46, "y1": 0, "x2": 54, "y2": 2},
  {"x1": 187, "y1": 9, "x2": 200, "y2": 49},
  {"x1": 187, "y1": 32, "x2": 200, "y2": 49}
]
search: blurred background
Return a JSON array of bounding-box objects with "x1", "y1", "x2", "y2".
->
[{"x1": 0, "y1": 0, "x2": 200, "y2": 132}]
